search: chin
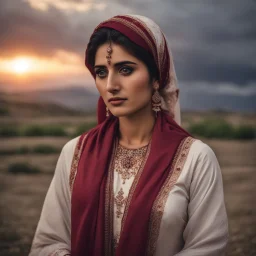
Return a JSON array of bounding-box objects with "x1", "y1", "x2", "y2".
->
[
  {"x1": 108, "y1": 101, "x2": 152, "y2": 118},
  {"x1": 110, "y1": 106, "x2": 151, "y2": 118},
  {"x1": 109, "y1": 107, "x2": 137, "y2": 117},
  {"x1": 110, "y1": 110, "x2": 134, "y2": 118}
]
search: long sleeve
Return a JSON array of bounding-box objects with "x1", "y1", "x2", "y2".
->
[
  {"x1": 175, "y1": 142, "x2": 229, "y2": 256},
  {"x1": 29, "y1": 137, "x2": 79, "y2": 256}
]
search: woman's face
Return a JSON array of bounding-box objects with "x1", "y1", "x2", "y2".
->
[{"x1": 94, "y1": 43, "x2": 155, "y2": 118}]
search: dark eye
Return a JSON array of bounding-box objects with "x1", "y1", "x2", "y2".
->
[
  {"x1": 119, "y1": 66, "x2": 133, "y2": 75},
  {"x1": 95, "y1": 69, "x2": 107, "y2": 78}
]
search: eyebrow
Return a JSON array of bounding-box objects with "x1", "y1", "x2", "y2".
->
[{"x1": 94, "y1": 61, "x2": 137, "y2": 69}]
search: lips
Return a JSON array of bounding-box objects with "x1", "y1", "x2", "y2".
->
[
  {"x1": 108, "y1": 97, "x2": 127, "y2": 106},
  {"x1": 108, "y1": 97, "x2": 127, "y2": 102}
]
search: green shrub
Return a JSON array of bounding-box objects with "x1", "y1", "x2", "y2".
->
[
  {"x1": 0, "y1": 125, "x2": 67, "y2": 137},
  {"x1": 15, "y1": 146, "x2": 30, "y2": 154},
  {"x1": 33, "y1": 145, "x2": 59, "y2": 154},
  {"x1": 0, "y1": 106, "x2": 9, "y2": 116},
  {"x1": 0, "y1": 145, "x2": 59, "y2": 155},
  {"x1": 0, "y1": 149, "x2": 13, "y2": 155},
  {"x1": 22, "y1": 125, "x2": 67, "y2": 137},
  {"x1": 188, "y1": 119, "x2": 255, "y2": 140},
  {"x1": 8, "y1": 162, "x2": 41, "y2": 174},
  {"x1": 45, "y1": 126, "x2": 67, "y2": 136},
  {"x1": 72, "y1": 121, "x2": 97, "y2": 137},
  {"x1": 22, "y1": 126, "x2": 44, "y2": 136},
  {"x1": 233, "y1": 126, "x2": 256, "y2": 140},
  {"x1": 0, "y1": 147, "x2": 30, "y2": 155},
  {"x1": 0, "y1": 127, "x2": 20, "y2": 137}
]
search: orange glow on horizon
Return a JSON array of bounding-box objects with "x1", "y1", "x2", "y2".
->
[{"x1": 0, "y1": 51, "x2": 86, "y2": 78}]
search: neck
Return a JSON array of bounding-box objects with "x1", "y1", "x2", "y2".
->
[{"x1": 118, "y1": 108, "x2": 156, "y2": 149}]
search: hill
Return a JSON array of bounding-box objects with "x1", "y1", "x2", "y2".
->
[
  {"x1": 0, "y1": 93, "x2": 86, "y2": 117},
  {"x1": 0, "y1": 86, "x2": 99, "y2": 114}
]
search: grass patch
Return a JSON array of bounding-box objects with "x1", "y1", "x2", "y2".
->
[
  {"x1": 33, "y1": 145, "x2": 59, "y2": 154},
  {"x1": 0, "y1": 106, "x2": 9, "y2": 116},
  {"x1": 233, "y1": 126, "x2": 256, "y2": 140},
  {"x1": 8, "y1": 162, "x2": 41, "y2": 174},
  {"x1": 22, "y1": 125, "x2": 67, "y2": 136},
  {"x1": 0, "y1": 145, "x2": 59, "y2": 155},
  {"x1": 0, "y1": 125, "x2": 68, "y2": 137},
  {"x1": 16, "y1": 146, "x2": 31, "y2": 154},
  {"x1": 188, "y1": 119, "x2": 256, "y2": 140},
  {"x1": 0, "y1": 127, "x2": 20, "y2": 137}
]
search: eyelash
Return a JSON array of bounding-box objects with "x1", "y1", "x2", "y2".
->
[
  {"x1": 120, "y1": 66, "x2": 133, "y2": 75},
  {"x1": 95, "y1": 66, "x2": 134, "y2": 79},
  {"x1": 95, "y1": 69, "x2": 107, "y2": 78}
]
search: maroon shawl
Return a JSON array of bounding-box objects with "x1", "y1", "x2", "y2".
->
[{"x1": 71, "y1": 112, "x2": 190, "y2": 256}]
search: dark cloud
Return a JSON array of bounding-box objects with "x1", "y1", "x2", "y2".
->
[
  {"x1": 0, "y1": 0, "x2": 89, "y2": 57},
  {"x1": 0, "y1": 0, "x2": 256, "y2": 86},
  {"x1": 107, "y1": 0, "x2": 256, "y2": 85}
]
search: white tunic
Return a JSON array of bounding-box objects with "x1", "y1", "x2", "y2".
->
[{"x1": 29, "y1": 137, "x2": 229, "y2": 256}]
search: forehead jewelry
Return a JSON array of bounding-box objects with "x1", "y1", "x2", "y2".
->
[{"x1": 106, "y1": 41, "x2": 112, "y2": 65}]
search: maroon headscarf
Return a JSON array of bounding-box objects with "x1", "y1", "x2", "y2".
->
[{"x1": 71, "y1": 15, "x2": 190, "y2": 256}]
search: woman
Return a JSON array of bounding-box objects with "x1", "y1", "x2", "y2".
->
[{"x1": 29, "y1": 15, "x2": 229, "y2": 256}]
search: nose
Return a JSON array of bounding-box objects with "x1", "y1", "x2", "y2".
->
[{"x1": 106, "y1": 71, "x2": 120, "y2": 94}]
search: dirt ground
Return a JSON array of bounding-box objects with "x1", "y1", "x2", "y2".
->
[{"x1": 0, "y1": 138, "x2": 255, "y2": 256}]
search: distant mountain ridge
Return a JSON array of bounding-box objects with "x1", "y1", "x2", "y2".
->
[
  {"x1": 1, "y1": 96, "x2": 84, "y2": 117},
  {"x1": 180, "y1": 91, "x2": 256, "y2": 113},
  {"x1": 4, "y1": 86, "x2": 99, "y2": 113}
]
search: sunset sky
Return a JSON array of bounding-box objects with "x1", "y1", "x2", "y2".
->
[{"x1": 0, "y1": 0, "x2": 255, "y2": 111}]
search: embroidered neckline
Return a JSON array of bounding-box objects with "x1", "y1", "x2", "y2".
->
[
  {"x1": 115, "y1": 143, "x2": 148, "y2": 184},
  {"x1": 118, "y1": 143, "x2": 149, "y2": 151}
]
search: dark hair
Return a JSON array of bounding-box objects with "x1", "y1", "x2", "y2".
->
[{"x1": 86, "y1": 28, "x2": 159, "y2": 82}]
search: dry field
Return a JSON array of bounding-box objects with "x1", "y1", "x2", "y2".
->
[{"x1": 0, "y1": 113, "x2": 255, "y2": 256}]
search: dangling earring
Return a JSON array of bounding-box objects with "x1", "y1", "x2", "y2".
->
[
  {"x1": 106, "y1": 107, "x2": 109, "y2": 117},
  {"x1": 152, "y1": 86, "x2": 161, "y2": 115}
]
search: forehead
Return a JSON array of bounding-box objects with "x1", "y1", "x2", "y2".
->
[{"x1": 95, "y1": 43, "x2": 139, "y2": 65}]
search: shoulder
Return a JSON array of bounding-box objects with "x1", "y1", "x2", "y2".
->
[
  {"x1": 189, "y1": 139, "x2": 217, "y2": 163},
  {"x1": 62, "y1": 136, "x2": 81, "y2": 156},
  {"x1": 178, "y1": 138, "x2": 218, "y2": 172},
  {"x1": 60, "y1": 136, "x2": 81, "y2": 174},
  {"x1": 189, "y1": 139, "x2": 222, "y2": 185},
  {"x1": 178, "y1": 139, "x2": 221, "y2": 187}
]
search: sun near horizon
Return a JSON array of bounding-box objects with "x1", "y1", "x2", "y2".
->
[
  {"x1": 12, "y1": 57, "x2": 32, "y2": 75},
  {"x1": 0, "y1": 52, "x2": 90, "y2": 91}
]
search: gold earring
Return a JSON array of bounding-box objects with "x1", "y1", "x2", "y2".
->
[
  {"x1": 106, "y1": 107, "x2": 109, "y2": 117},
  {"x1": 152, "y1": 87, "x2": 161, "y2": 114}
]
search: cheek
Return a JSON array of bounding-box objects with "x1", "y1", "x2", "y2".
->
[{"x1": 128, "y1": 72, "x2": 152, "y2": 98}]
